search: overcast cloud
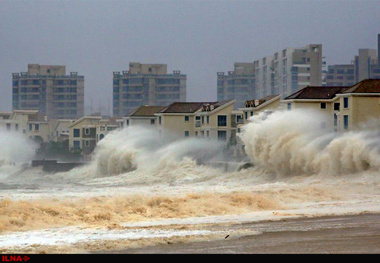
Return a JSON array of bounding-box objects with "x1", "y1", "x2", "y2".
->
[{"x1": 0, "y1": 0, "x2": 379, "y2": 114}]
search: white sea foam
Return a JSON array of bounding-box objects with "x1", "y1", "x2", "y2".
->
[
  {"x1": 239, "y1": 109, "x2": 380, "y2": 176},
  {"x1": 0, "y1": 111, "x2": 379, "y2": 253}
]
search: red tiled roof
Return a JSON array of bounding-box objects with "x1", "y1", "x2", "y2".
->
[
  {"x1": 127, "y1": 106, "x2": 166, "y2": 117},
  {"x1": 341, "y1": 79, "x2": 380, "y2": 94},
  {"x1": 285, "y1": 86, "x2": 347, "y2": 100}
]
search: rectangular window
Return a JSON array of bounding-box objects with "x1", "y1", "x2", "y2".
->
[
  {"x1": 159, "y1": 116, "x2": 162, "y2": 125},
  {"x1": 287, "y1": 103, "x2": 292, "y2": 110},
  {"x1": 320, "y1": 103, "x2": 327, "y2": 109},
  {"x1": 184, "y1": 116, "x2": 189, "y2": 122},
  {"x1": 343, "y1": 97, "x2": 349, "y2": 108},
  {"x1": 73, "y1": 141, "x2": 81, "y2": 149},
  {"x1": 334, "y1": 103, "x2": 340, "y2": 111},
  {"x1": 184, "y1": 131, "x2": 189, "y2": 137},
  {"x1": 344, "y1": 115, "x2": 349, "y2": 130},
  {"x1": 236, "y1": 115, "x2": 243, "y2": 123},
  {"x1": 150, "y1": 119, "x2": 155, "y2": 125},
  {"x1": 217, "y1": 115, "x2": 227, "y2": 127},
  {"x1": 15, "y1": 124, "x2": 18, "y2": 131},
  {"x1": 85, "y1": 128, "x2": 90, "y2": 135},
  {"x1": 73, "y1": 128, "x2": 80, "y2": 137},
  {"x1": 217, "y1": 130, "x2": 227, "y2": 141},
  {"x1": 6, "y1": 123, "x2": 11, "y2": 131},
  {"x1": 207, "y1": 116, "x2": 209, "y2": 124},
  {"x1": 29, "y1": 124, "x2": 32, "y2": 131},
  {"x1": 35, "y1": 124, "x2": 39, "y2": 131}
]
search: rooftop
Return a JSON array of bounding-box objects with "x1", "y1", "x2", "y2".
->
[
  {"x1": 159, "y1": 100, "x2": 233, "y2": 114},
  {"x1": 341, "y1": 79, "x2": 380, "y2": 94},
  {"x1": 245, "y1": 94, "x2": 280, "y2": 108},
  {"x1": 127, "y1": 106, "x2": 166, "y2": 117},
  {"x1": 284, "y1": 86, "x2": 347, "y2": 100}
]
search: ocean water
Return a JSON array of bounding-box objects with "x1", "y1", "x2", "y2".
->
[{"x1": 0, "y1": 110, "x2": 379, "y2": 253}]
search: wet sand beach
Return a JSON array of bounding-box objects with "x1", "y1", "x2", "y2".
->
[{"x1": 104, "y1": 213, "x2": 380, "y2": 254}]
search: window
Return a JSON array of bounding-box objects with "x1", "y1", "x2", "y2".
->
[
  {"x1": 15, "y1": 124, "x2": 18, "y2": 131},
  {"x1": 184, "y1": 116, "x2": 189, "y2": 122},
  {"x1": 150, "y1": 119, "x2": 155, "y2": 125},
  {"x1": 343, "y1": 97, "x2": 349, "y2": 108},
  {"x1": 73, "y1": 141, "x2": 81, "y2": 149},
  {"x1": 195, "y1": 131, "x2": 198, "y2": 137},
  {"x1": 344, "y1": 115, "x2": 349, "y2": 130},
  {"x1": 85, "y1": 140, "x2": 90, "y2": 147},
  {"x1": 35, "y1": 124, "x2": 39, "y2": 131},
  {"x1": 184, "y1": 131, "x2": 189, "y2": 137},
  {"x1": 85, "y1": 128, "x2": 90, "y2": 135},
  {"x1": 217, "y1": 115, "x2": 227, "y2": 127},
  {"x1": 207, "y1": 116, "x2": 209, "y2": 124},
  {"x1": 334, "y1": 103, "x2": 340, "y2": 111},
  {"x1": 73, "y1": 128, "x2": 80, "y2": 137},
  {"x1": 29, "y1": 124, "x2": 32, "y2": 131},
  {"x1": 6, "y1": 123, "x2": 11, "y2": 131},
  {"x1": 217, "y1": 130, "x2": 227, "y2": 141},
  {"x1": 159, "y1": 116, "x2": 162, "y2": 125},
  {"x1": 320, "y1": 103, "x2": 327, "y2": 109},
  {"x1": 334, "y1": 114, "x2": 338, "y2": 127},
  {"x1": 236, "y1": 115, "x2": 242, "y2": 123},
  {"x1": 287, "y1": 103, "x2": 292, "y2": 110}
]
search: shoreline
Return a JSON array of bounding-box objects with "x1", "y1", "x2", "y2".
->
[{"x1": 98, "y1": 213, "x2": 380, "y2": 254}]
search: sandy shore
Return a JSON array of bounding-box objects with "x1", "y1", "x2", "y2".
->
[{"x1": 100, "y1": 213, "x2": 380, "y2": 254}]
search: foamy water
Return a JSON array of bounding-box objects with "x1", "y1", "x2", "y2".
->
[{"x1": 0, "y1": 111, "x2": 379, "y2": 253}]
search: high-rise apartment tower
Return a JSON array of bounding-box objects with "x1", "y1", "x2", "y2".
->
[{"x1": 12, "y1": 64, "x2": 84, "y2": 119}]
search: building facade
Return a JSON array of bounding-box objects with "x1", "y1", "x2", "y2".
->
[
  {"x1": 218, "y1": 44, "x2": 323, "y2": 105},
  {"x1": 217, "y1": 63, "x2": 255, "y2": 108},
  {"x1": 155, "y1": 100, "x2": 236, "y2": 143},
  {"x1": 335, "y1": 79, "x2": 380, "y2": 132},
  {"x1": 326, "y1": 34, "x2": 380, "y2": 86},
  {"x1": 255, "y1": 44, "x2": 323, "y2": 99},
  {"x1": 326, "y1": 64, "x2": 356, "y2": 87},
  {"x1": 69, "y1": 116, "x2": 117, "y2": 156},
  {"x1": 120, "y1": 105, "x2": 165, "y2": 129},
  {"x1": 113, "y1": 63, "x2": 186, "y2": 117},
  {"x1": 12, "y1": 64, "x2": 85, "y2": 120},
  {"x1": 0, "y1": 110, "x2": 50, "y2": 143}
]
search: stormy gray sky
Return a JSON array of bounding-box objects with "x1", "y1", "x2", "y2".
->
[{"x1": 0, "y1": 0, "x2": 379, "y2": 115}]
